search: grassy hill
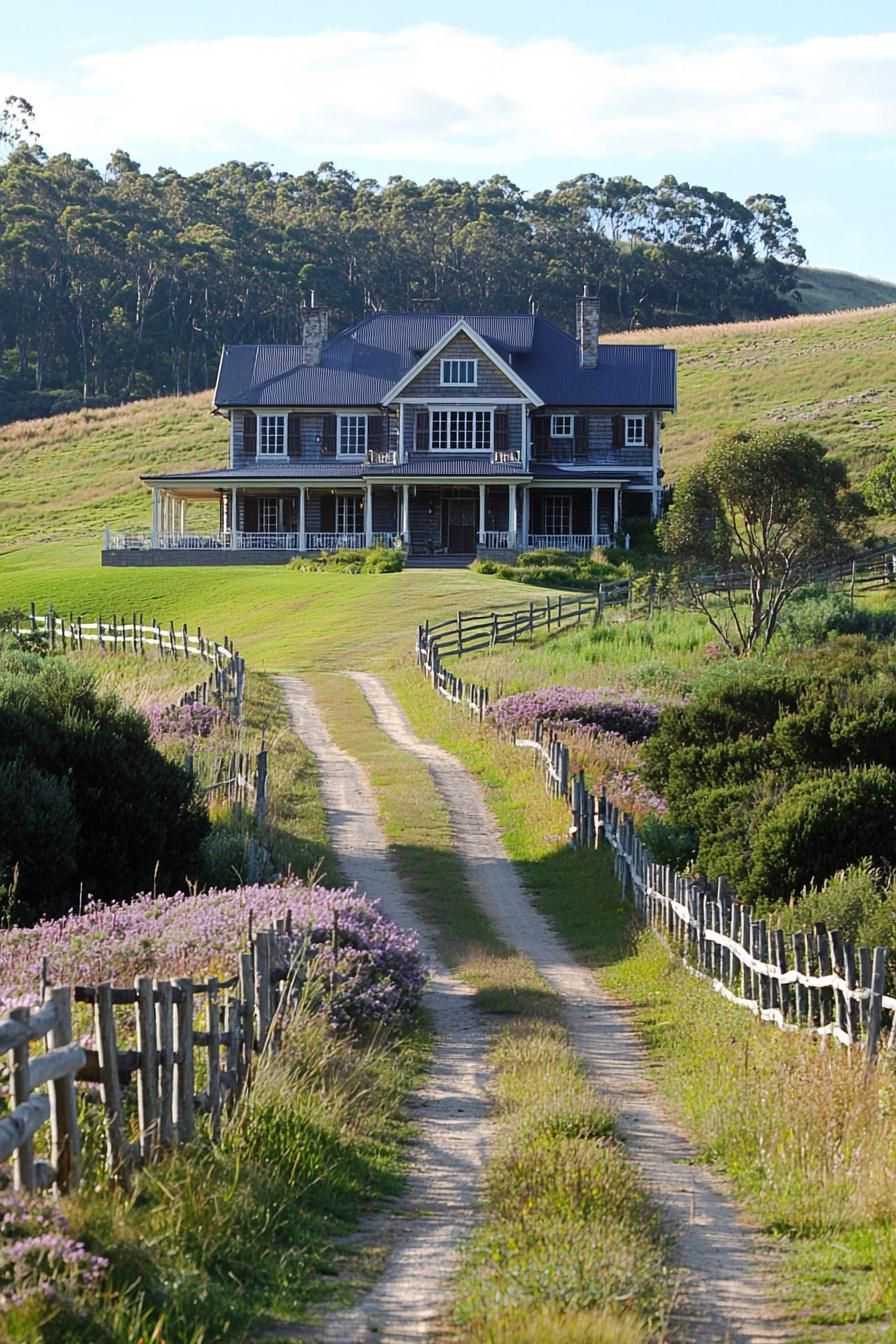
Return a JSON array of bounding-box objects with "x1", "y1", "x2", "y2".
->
[
  {"x1": 792, "y1": 266, "x2": 896, "y2": 314},
  {"x1": 0, "y1": 392, "x2": 224, "y2": 545},
  {"x1": 617, "y1": 304, "x2": 896, "y2": 487}
]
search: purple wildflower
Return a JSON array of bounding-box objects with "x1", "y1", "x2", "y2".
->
[{"x1": 487, "y1": 686, "x2": 661, "y2": 743}]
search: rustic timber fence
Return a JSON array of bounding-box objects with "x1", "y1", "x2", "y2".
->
[
  {"x1": 15, "y1": 603, "x2": 245, "y2": 718},
  {"x1": 416, "y1": 596, "x2": 895, "y2": 1059},
  {"x1": 186, "y1": 740, "x2": 268, "y2": 823},
  {"x1": 1, "y1": 919, "x2": 307, "y2": 1195}
]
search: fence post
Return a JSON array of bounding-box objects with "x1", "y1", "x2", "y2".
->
[
  {"x1": 95, "y1": 984, "x2": 129, "y2": 1187},
  {"x1": 135, "y1": 975, "x2": 159, "y2": 1165},
  {"x1": 207, "y1": 977, "x2": 222, "y2": 1142},
  {"x1": 255, "y1": 746, "x2": 268, "y2": 824},
  {"x1": 155, "y1": 979, "x2": 176, "y2": 1149},
  {"x1": 9, "y1": 1007, "x2": 34, "y2": 1192},
  {"x1": 174, "y1": 978, "x2": 195, "y2": 1144},
  {"x1": 865, "y1": 947, "x2": 888, "y2": 1064},
  {"x1": 47, "y1": 986, "x2": 81, "y2": 1193}
]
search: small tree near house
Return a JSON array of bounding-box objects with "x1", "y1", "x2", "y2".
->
[{"x1": 658, "y1": 427, "x2": 864, "y2": 655}]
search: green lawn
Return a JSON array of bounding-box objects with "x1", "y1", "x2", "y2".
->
[{"x1": 0, "y1": 541, "x2": 555, "y2": 672}]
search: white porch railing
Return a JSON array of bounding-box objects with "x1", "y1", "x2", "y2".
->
[
  {"x1": 304, "y1": 532, "x2": 366, "y2": 551},
  {"x1": 527, "y1": 534, "x2": 609, "y2": 552},
  {"x1": 480, "y1": 531, "x2": 513, "y2": 549},
  {"x1": 234, "y1": 531, "x2": 303, "y2": 550}
]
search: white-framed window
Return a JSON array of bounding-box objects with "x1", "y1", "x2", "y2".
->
[
  {"x1": 431, "y1": 408, "x2": 492, "y2": 452},
  {"x1": 338, "y1": 414, "x2": 367, "y2": 456},
  {"x1": 258, "y1": 497, "x2": 278, "y2": 533},
  {"x1": 625, "y1": 415, "x2": 646, "y2": 447},
  {"x1": 257, "y1": 413, "x2": 286, "y2": 456},
  {"x1": 544, "y1": 495, "x2": 571, "y2": 533},
  {"x1": 550, "y1": 414, "x2": 574, "y2": 438},
  {"x1": 336, "y1": 495, "x2": 362, "y2": 533},
  {"x1": 440, "y1": 358, "x2": 478, "y2": 386}
]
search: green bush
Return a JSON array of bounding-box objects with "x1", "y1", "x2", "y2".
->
[
  {"x1": 776, "y1": 586, "x2": 896, "y2": 648},
  {"x1": 771, "y1": 861, "x2": 896, "y2": 949},
  {"x1": 470, "y1": 548, "x2": 625, "y2": 591},
  {"x1": 748, "y1": 766, "x2": 896, "y2": 900},
  {"x1": 198, "y1": 824, "x2": 251, "y2": 888},
  {"x1": 0, "y1": 640, "x2": 209, "y2": 921},
  {"x1": 636, "y1": 817, "x2": 698, "y2": 870},
  {"x1": 287, "y1": 545, "x2": 403, "y2": 574}
]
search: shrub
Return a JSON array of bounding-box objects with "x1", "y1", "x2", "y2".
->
[
  {"x1": 771, "y1": 861, "x2": 896, "y2": 949},
  {"x1": 470, "y1": 548, "x2": 626, "y2": 591},
  {"x1": 637, "y1": 817, "x2": 698, "y2": 869},
  {"x1": 0, "y1": 641, "x2": 209, "y2": 920},
  {"x1": 748, "y1": 766, "x2": 896, "y2": 900},
  {"x1": 287, "y1": 545, "x2": 403, "y2": 574}
]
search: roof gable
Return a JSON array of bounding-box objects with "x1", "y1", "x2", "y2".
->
[{"x1": 383, "y1": 319, "x2": 544, "y2": 405}]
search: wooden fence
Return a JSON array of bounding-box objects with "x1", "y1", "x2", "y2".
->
[
  {"x1": 600, "y1": 796, "x2": 893, "y2": 1062},
  {"x1": 1, "y1": 918, "x2": 307, "y2": 1194},
  {"x1": 415, "y1": 594, "x2": 895, "y2": 1059},
  {"x1": 16, "y1": 604, "x2": 245, "y2": 718},
  {"x1": 187, "y1": 742, "x2": 268, "y2": 823}
]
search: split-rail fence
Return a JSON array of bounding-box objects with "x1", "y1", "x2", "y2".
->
[{"x1": 1, "y1": 918, "x2": 310, "y2": 1196}]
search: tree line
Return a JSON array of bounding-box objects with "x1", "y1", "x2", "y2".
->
[{"x1": 0, "y1": 94, "x2": 806, "y2": 423}]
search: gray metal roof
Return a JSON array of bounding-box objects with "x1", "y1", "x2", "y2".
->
[
  {"x1": 529, "y1": 463, "x2": 646, "y2": 481},
  {"x1": 214, "y1": 312, "x2": 676, "y2": 411}
]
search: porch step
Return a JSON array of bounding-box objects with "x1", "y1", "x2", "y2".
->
[{"x1": 405, "y1": 553, "x2": 476, "y2": 570}]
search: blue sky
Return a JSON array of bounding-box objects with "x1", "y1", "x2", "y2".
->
[{"x1": 3, "y1": 0, "x2": 895, "y2": 281}]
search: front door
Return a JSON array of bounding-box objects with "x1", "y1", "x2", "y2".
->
[{"x1": 446, "y1": 499, "x2": 476, "y2": 553}]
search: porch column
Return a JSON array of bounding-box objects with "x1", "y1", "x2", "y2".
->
[
  {"x1": 612, "y1": 486, "x2": 620, "y2": 538},
  {"x1": 651, "y1": 487, "x2": 660, "y2": 519},
  {"x1": 521, "y1": 488, "x2": 530, "y2": 549},
  {"x1": 591, "y1": 487, "x2": 599, "y2": 547},
  {"x1": 230, "y1": 486, "x2": 238, "y2": 549},
  {"x1": 508, "y1": 484, "x2": 518, "y2": 548},
  {"x1": 402, "y1": 483, "x2": 410, "y2": 546},
  {"x1": 179, "y1": 499, "x2": 186, "y2": 537},
  {"x1": 478, "y1": 483, "x2": 486, "y2": 545},
  {"x1": 365, "y1": 484, "x2": 374, "y2": 547},
  {"x1": 298, "y1": 486, "x2": 306, "y2": 550},
  {"x1": 520, "y1": 404, "x2": 527, "y2": 467},
  {"x1": 398, "y1": 404, "x2": 405, "y2": 463},
  {"x1": 150, "y1": 486, "x2": 159, "y2": 547}
]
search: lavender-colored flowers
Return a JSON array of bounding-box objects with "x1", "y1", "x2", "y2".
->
[
  {"x1": 0, "y1": 882, "x2": 427, "y2": 1026},
  {"x1": 0, "y1": 1192, "x2": 108, "y2": 1312},
  {"x1": 145, "y1": 702, "x2": 229, "y2": 741},
  {"x1": 488, "y1": 686, "x2": 661, "y2": 743}
]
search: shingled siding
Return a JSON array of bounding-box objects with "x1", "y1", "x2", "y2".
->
[
  {"x1": 400, "y1": 333, "x2": 523, "y2": 400},
  {"x1": 401, "y1": 404, "x2": 524, "y2": 458},
  {"x1": 531, "y1": 413, "x2": 656, "y2": 468},
  {"x1": 231, "y1": 411, "x2": 396, "y2": 468},
  {"x1": 372, "y1": 488, "x2": 400, "y2": 533}
]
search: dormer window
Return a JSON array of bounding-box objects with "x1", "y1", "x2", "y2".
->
[
  {"x1": 550, "y1": 415, "x2": 574, "y2": 438},
  {"x1": 625, "y1": 415, "x2": 646, "y2": 447},
  {"x1": 440, "y1": 358, "x2": 477, "y2": 386},
  {"x1": 257, "y1": 413, "x2": 286, "y2": 456}
]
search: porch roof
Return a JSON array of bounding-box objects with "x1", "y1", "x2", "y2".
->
[{"x1": 365, "y1": 455, "x2": 527, "y2": 477}]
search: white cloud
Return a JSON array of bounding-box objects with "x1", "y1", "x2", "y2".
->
[{"x1": 3, "y1": 25, "x2": 896, "y2": 170}]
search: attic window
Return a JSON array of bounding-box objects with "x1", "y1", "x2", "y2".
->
[{"x1": 441, "y1": 358, "x2": 477, "y2": 386}]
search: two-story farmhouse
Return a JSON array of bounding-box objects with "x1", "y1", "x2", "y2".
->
[{"x1": 104, "y1": 288, "x2": 676, "y2": 565}]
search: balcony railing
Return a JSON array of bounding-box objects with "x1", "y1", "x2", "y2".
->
[
  {"x1": 493, "y1": 448, "x2": 522, "y2": 464},
  {"x1": 366, "y1": 448, "x2": 399, "y2": 465}
]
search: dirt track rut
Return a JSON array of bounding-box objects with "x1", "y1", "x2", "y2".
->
[{"x1": 275, "y1": 675, "x2": 491, "y2": 1343}]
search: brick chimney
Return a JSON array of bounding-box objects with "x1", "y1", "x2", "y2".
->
[
  {"x1": 576, "y1": 284, "x2": 600, "y2": 368},
  {"x1": 302, "y1": 291, "x2": 329, "y2": 367}
]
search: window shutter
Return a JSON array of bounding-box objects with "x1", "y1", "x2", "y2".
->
[
  {"x1": 644, "y1": 414, "x2": 654, "y2": 449},
  {"x1": 321, "y1": 495, "x2": 336, "y2": 531},
  {"x1": 287, "y1": 413, "x2": 302, "y2": 457},
  {"x1": 531, "y1": 416, "x2": 549, "y2": 459},
  {"x1": 573, "y1": 414, "x2": 588, "y2": 460},
  {"x1": 367, "y1": 414, "x2": 382, "y2": 454},
  {"x1": 243, "y1": 411, "x2": 257, "y2": 455},
  {"x1": 321, "y1": 414, "x2": 337, "y2": 456},
  {"x1": 415, "y1": 409, "x2": 430, "y2": 453},
  {"x1": 243, "y1": 497, "x2": 259, "y2": 532},
  {"x1": 612, "y1": 415, "x2": 624, "y2": 450},
  {"x1": 494, "y1": 410, "x2": 509, "y2": 454}
]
